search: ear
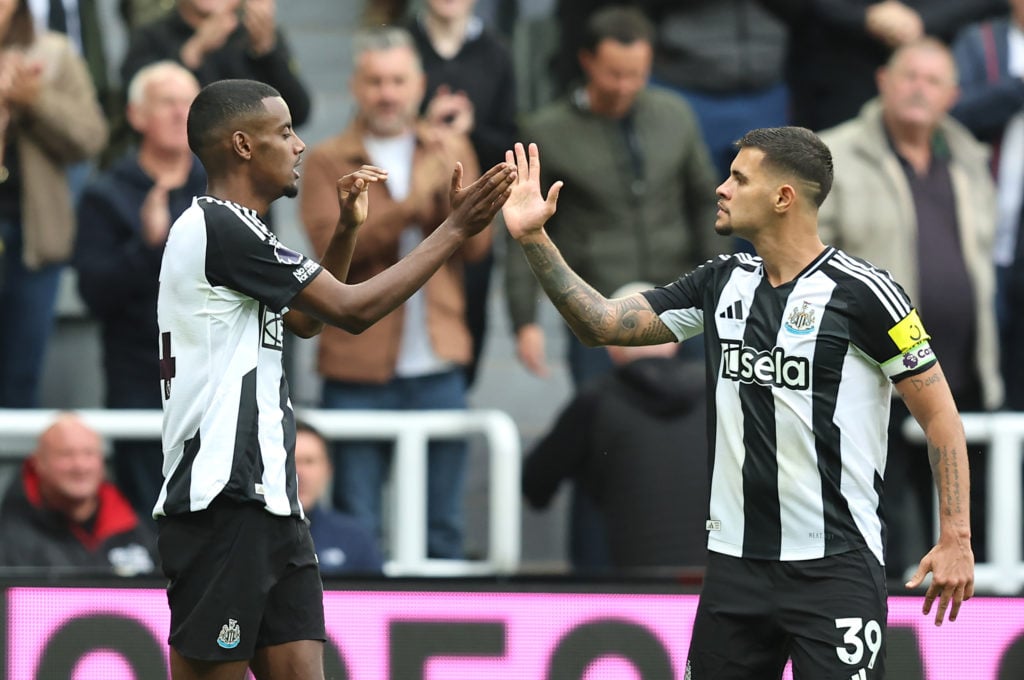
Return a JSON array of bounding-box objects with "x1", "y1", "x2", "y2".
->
[
  {"x1": 775, "y1": 183, "x2": 796, "y2": 213},
  {"x1": 125, "y1": 102, "x2": 145, "y2": 135},
  {"x1": 578, "y1": 48, "x2": 594, "y2": 75},
  {"x1": 231, "y1": 130, "x2": 253, "y2": 161}
]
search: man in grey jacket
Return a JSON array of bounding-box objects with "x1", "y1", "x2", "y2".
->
[{"x1": 818, "y1": 37, "x2": 1001, "y2": 579}]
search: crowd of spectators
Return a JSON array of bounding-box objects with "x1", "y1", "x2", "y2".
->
[{"x1": 0, "y1": 0, "x2": 1019, "y2": 576}]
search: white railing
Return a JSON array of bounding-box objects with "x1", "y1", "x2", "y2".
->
[
  {"x1": 903, "y1": 413, "x2": 1024, "y2": 595},
  {"x1": 0, "y1": 408, "x2": 522, "y2": 578}
]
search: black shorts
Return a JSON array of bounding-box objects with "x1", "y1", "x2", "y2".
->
[
  {"x1": 687, "y1": 548, "x2": 888, "y2": 680},
  {"x1": 157, "y1": 497, "x2": 326, "y2": 661}
]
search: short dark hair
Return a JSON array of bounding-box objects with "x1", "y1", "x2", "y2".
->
[
  {"x1": 187, "y1": 79, "x2": 282, "y2": 167},
  {"x1": 581, "y1": 6, "x2": 654, "y2": 53},
  {"x1": 295, "y1": 419, "x2": 325, "y2": 443},
  {"x1": 735, "y1": 127, "x2": 834, "y2": 207}
]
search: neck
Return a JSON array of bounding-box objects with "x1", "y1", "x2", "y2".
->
[
  {"x1": 206, "y1": 175, "x2": 272, "y2": 215},
  {"x1": 423, "y1": 11, "x2": 470, "y2": 58},
  {"x1": 748, "y1": 217, "x2": 826, "y2": 287},
  {"x1": 138, "y1": 144, "x2": 193, "y2": 186},
  {"x1": 884, "y1": 117, "x2": 934, "y2": 174}
]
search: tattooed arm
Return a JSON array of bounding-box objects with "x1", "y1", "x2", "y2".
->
[
  {"x1": 501, "y1": 142, "x2": 675, "y2": 347},
  {"x1": 895, "y1": 363, "x2": 975, "y2": 626}
]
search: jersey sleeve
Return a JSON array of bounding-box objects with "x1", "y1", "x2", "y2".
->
[
  {"x1": 204, "y1": 205, "x2": 322, "y2": 313},
  {"x1": 641, "y1": 257, "x2": 721, "y2": 341},
  {"x1": 845, "y1": 265, "x2": 937, "y2": 382}
]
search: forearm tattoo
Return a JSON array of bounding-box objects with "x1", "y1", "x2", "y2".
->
[
  {"x1": 521, "y1": 240, "x2": 672, "y2": 345},
  {"x1": 928, "y1": 440, "x2": 964, "y2": 518}
]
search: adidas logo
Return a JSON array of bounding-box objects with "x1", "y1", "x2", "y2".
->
[{"x1": 718, "y1": 300, "x2": 743, "y2": 320}]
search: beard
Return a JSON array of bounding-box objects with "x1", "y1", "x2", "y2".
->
[
  {"x1": 282, "y1": 183, "x2": 299, "y2": 199},
  {"x1": 714, "y1": 222, "x2": 733, "y2": 236}
]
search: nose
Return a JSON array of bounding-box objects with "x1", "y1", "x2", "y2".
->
[
  {"x1": 294, "y1": 133, "x2": 306, "y2": 155},
  {"x1": 716, "y1": 179, "x2": 730, "y2": 199}
]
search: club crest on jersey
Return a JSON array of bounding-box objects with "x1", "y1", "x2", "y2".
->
[
  {"x1": 783, "y1": 301, "x2": 816, "y2": 335},
  {"x1": 720, "y1": 340, "x2": 810, "y2": 389},
  {"x1": 273, "y1": 241, "x2": 304, "y2": 265},
  {"x1": 217, "y1": 618, "x2": 241, "y2": 649}
]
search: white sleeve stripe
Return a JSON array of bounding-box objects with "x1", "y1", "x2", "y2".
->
[
  {"x1": 201, "y1": 197, "x2": 270, "y2": 242},
  {"x1": 833, "y1": 252, "x2": 909, "y2": 314},
  {"x1": 829, "y1": 259, "x2": 905, "y2": 322},
  {"x1": 831, "y1": 253, "x2": 910, "y2": 320}
]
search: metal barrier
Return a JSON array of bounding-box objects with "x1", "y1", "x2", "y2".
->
[
  {"x1": 904, "y1": 413, "x2": 1024, "y2": 595},
  {"x1": 0, "y1": 408, "x2": 522, "y2": 578}
]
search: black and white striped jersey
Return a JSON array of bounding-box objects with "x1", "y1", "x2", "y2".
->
[
  {"x1": 643, "y1": 247, "x2": 936, "y2": 564},
  {"x1": 154, "y1": 197, "x2": 323, "y2": 519}
]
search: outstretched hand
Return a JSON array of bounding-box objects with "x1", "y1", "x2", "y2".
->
[
  {"x1": 337, "y1": 164, "x2": 388, "y2": 230},
  {"x1": 447, "y1": 160, "x2": 516, "y2": 237},
  {"x1": 905, "y1": 534, "x2": 975, "y2": 626},
  {"x1": 501, "y1": 142, "x2": 562, "y2": 241}
]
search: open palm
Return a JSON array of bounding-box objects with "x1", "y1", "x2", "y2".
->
[{"x1": 501, "y1": 142, "x2": 562, "y2": 240}]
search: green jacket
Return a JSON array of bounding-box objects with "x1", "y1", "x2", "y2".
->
[{"x1": 505, "y1": 86, "x2": 718, "y2": 329}]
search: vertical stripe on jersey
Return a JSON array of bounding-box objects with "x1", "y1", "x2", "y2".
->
[
  {"x1": 805, "y1": 279, "x2": 863, "y2": 556},
  {"x1": 163, "y1": 431, "x2": 200, "y2": 515},
  {"x1": 740, "y1": 277, "x2": 786, "y2": 556},
  {"x1": 707, "y1": 263, "x2": 761, "y2": 554},
  {"x1": 280, "y1": 375, "x2": 301, "y2": 516},
  {"x1": 227, "y1": 368, "x2": 262, "y2": 500}
]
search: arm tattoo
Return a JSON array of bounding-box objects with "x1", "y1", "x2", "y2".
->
[
  {"x1": 928, "y1": 440, "x2": 964, "y2": 517},
  {"x1": 521, "y1": 240, "x2": 674, "y2": 345}
]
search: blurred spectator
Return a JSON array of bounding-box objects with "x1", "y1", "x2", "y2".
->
[
  {"x1": 522, "y1": 282, "x2": 709, "y2": 573},
  {"x1": 505, "y1": 5, "x2": 716, "y2": 388},
  {"x1": 950, "y1": 1, "x2": 1024, "y2": 409},
  {"x1": 295, "y1": 420, "x2": 385, "y2": 576},
  {"x1": 73, "y1": 61, "x2": 204, "y2": 519},
  {"x1": 0, "y1": 413, "x2": 158, "y2": 575},
  {"x1": 299, "y1": 27, "x2": 485, "y2": 559},
  {"x1": 504, "y1": 6, "x2": 716, "y2": 571},
  {"x1": 27, "y1": 0, "x2": 114, "y2": 118},
  {"x1": 119, "y1": 0, "x2": 177, "y2": 28},
  {"x1": 555, "y1": 0, "x2": 797, "y2": 179},
  {"x1": 408, "y1": 0, "x2": 518, "y2": 387},
  {"x1": 788, "y1": 0, "x2": 1006, "y2": 132},
  {"x1": 818, "y1": 38, "x2": 1001, "y2": 578},
  {"x1": 120, "y1": 0, "x2": 310, "y2": 129},
  {"x1": 0, "y1": 0, "x2": 108, "y2": 407}
]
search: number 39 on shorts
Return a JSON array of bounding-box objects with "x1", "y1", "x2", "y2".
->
[{"x1": 835, "y1": 617, "x2": 882, "y2": 678}]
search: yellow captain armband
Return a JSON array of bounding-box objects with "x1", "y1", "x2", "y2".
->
[{"x1": 887, "y1": 309, "x2": 930, "y2": 353}]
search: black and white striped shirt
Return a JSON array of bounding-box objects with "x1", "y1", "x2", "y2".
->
[
  {"x1": 154, "y1": 197, "x2": 322, "y2": 518},
  {"x1": 643, "y1": 247, "x2": 936, "y2": 563}
]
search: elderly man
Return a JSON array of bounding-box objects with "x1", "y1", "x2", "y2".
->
[
  {"x1": 0, "y1": 413, "x2": 158, "y2": 575},
  {"x1": 817, "y1": 37, "x2": 1001, "y2": 579},
  {"x1": 300, "y1": 26, "x2": 486, "y2": 559}
]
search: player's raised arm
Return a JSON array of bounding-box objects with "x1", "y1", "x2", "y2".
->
[
  {"x1": 284, "y1": 164, "x2": 388, "y2": 338},
  {"x1": 501, "y1": 142, "x2": 674, "y2": 347},
  {"x1": 289, "y1": 160, "x2": 514, "y2": 334},
  {"x1": 897, "y1": 363, "x2": 975, "y2": 625}
]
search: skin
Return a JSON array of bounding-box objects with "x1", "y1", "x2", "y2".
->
[
  {"x1": 295, "y1": 430, "x2": 331, "y2": 512},
  {"x1": 502, "y1": 140, "x2": 974, "y2": 626},
  {"x1": 350, "y1": 44, "x2": 426, "y2": 139},
  {"x1": 876, "y1": 40, "x2": 960, "y2": 175},
  {"x1": 32, "y1": 415, "x2": 106, "y2": 524},
  {"x1": 169, "y1": 93, "x2": 515, "y2": 680}
]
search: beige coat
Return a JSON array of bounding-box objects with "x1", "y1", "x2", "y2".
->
[
  {"x1": 818, "y1": 99, "x2": 1002, "y2": 409},
  {"x1": 12, "y1": 31, "x2": 109, "y2": 269}
]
